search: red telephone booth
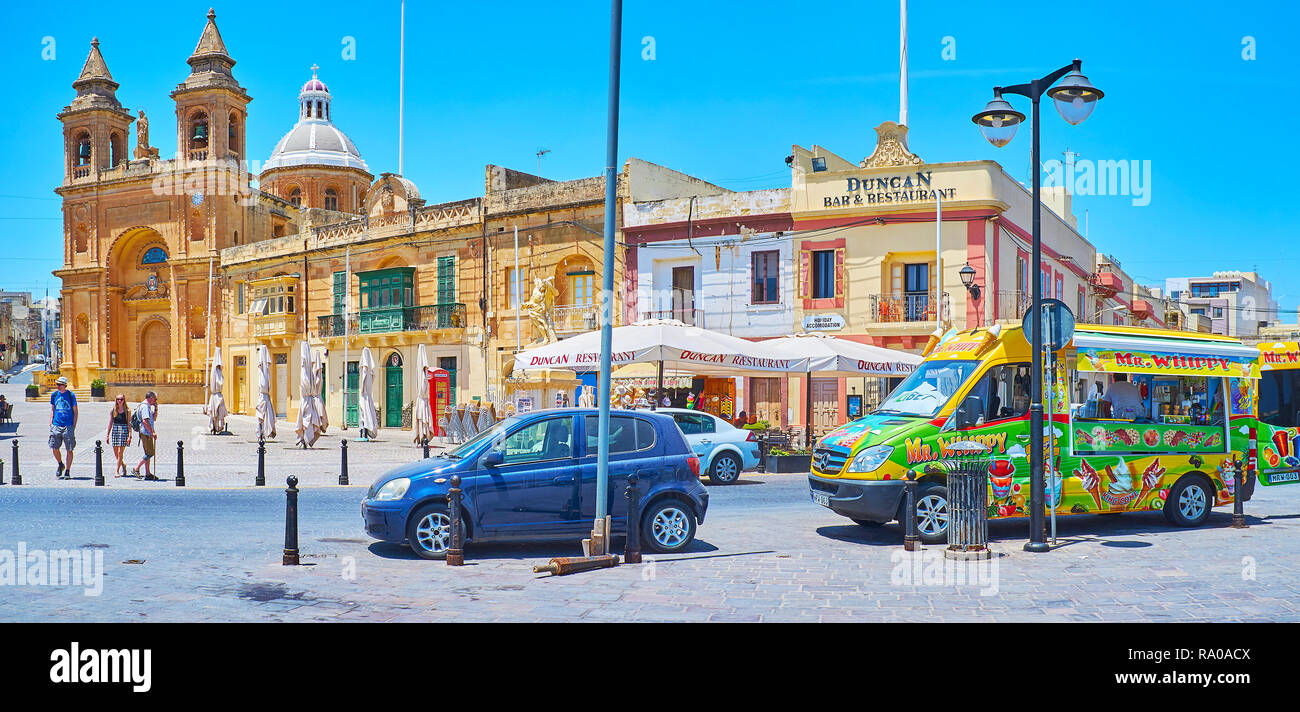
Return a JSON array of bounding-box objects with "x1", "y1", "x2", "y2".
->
[{"x1": 428, "y1": 368, "x2": 450, "y2": 436}]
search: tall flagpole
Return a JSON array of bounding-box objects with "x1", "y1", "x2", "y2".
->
[
  {"x1": 398, "y1": 0, "x2": 406, "y2": 175},
  {"x1": 899, "y1": 0, "x2": 908, "y2": 128}
]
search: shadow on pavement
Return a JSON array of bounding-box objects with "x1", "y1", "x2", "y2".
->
[{"x1": 367, "y1": 534, "x2": 721, "y2": 562}]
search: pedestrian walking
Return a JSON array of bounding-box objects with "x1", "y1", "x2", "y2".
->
[
  {"x1": 105, "y1": 394, "x2": 132, "y2": 478},
  {"x1": 49, "y1": 376, "x2": 78, "y2": 479},
  {"x1": 130, "y1": 391, "x2": 159, "y2": 481}
]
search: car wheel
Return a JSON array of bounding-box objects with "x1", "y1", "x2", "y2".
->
[
  {"x1": 642, "y1": 499, "x2": 696, "y2": 554},
  {"x1": 851, "y1": 518, "x2": 886, "y2": 528},
  {"x1": 707, "y1": 453, "x2": 741, "y2": 485},
  {"x1": 1163, "y1": 476, "x2": 1212, "y2": 527},
  {"x1": 899, "y1": 483, "x2": 949, "y2": 545},
  {"x1": 406, "y1": 503, "x2": 453, "y2": 560}
]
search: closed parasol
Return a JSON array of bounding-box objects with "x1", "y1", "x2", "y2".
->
[{"x1": 255, "y1": 345, "x2": 277, "y2": 439}]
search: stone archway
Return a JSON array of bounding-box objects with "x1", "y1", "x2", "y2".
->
[{"x1": 139, "y1": 318, "x2": 171, "y2": 370}]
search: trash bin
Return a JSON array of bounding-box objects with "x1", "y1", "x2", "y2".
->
[{"x1": 942, "y1": 440, "x2": 992, "y2": 560}]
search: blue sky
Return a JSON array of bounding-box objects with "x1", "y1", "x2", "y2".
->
[{"x1": 1, "y1": 1, "x2": 1296, "y2": 315}]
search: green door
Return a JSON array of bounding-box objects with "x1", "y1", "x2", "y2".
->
[
  {"x1": 385, "y1": 366, "x2": 403, "y2": 428},
  {"x1": 346, "y1": 361, "x2": 359, "y2": 427}
]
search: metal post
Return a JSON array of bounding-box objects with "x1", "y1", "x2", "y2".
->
[
  {"x1": 624, "y1": 472, "x2": 642, "y2": 564},
  {"x1": 11, "y1": 439, "x2": 20, "y2": 485},
  {"x1": 256, "y1": 433, "x2": 266, "y2": 487},
  {"x1": 903, "y1": 470, "x2": 919, "y2": 551},
  {"x1": 175, "y1": 440, "x2": 186, "y2": 487},
  {"x1": 1231, "y1": 456, "x2": 1247, "y2": 529},
  {"x1": 446, "y1": 474, "x2": 464, "y2": 566},
  {"x1": 339, "y1": 439, "x2": 349, "y2": 485},
  {"x1": 514, "y1": 225, "x2": 521, "y2": 352},
  {"x1": 1024, "y1": 83, "x2": 1048, "y2": 553},
  {"x1": 592, "y1": 0, "x2": 623, "y2": 557},
  {"x1": 422, "y1": 436, "x2": 429, "y2": 459},
  {"x1": 805, "y1": 372, "x2": 814, "y2": 450},
  {"x1": 1046, "y1": 346, "x2": 1057, "y2": 544},
  {"x1": 94, "y1": 440, "x2": 104, "y2": 487},
  {"x1": 282, "y1": 475, "x2": 300, "y2": 565}
]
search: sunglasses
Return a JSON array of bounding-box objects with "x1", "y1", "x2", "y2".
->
[{"x1": 115, "y1": 397, "x2": 125, "y2": 401}]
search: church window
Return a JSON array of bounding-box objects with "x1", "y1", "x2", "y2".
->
[
  {"x1": 141, "y1": 246, "x2": 168, "y2": 265},
  {"x1": 289, "y1": 188, "x2": 301, "y2": 207},
  {"x1": 74, "y1": 133, "x2": 92, "y2": 166},
  {"x1": 324, "y1": 188, "x2": 338, "y2": 211}
]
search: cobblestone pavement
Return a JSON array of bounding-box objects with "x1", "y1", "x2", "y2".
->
[
  {"x1": 0, "y1": 382, "x2": 437, "y2": 489},
  {"x1": 1, "y1": 463, "x2": 1297, "y2": 622}
]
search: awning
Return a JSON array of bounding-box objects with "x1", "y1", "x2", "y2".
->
[{"x1": 1072, "y1": 331, "x2": 1259, "y2": 378}]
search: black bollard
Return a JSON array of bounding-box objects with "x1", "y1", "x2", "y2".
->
[
  {"x1": 255, "y1": 433, "x2": 266, "y2": 487},
  {"x1": 283, "y1": 475, "x2": 300, "y2": 565},
  {"x1": 175, "y1": 440, "x2": 186, "y2": 487},
  {"x1": 422, "y1": 437, "x2": 430, "y2": 459},
  {"x1": 94, "y1": 440, "x2": 105, "y2": 487},
  {"x1": 624, "y1": 472, "x2": 642, "y2": 564},
  {"x1": 446, "y1": 474, "x2": 464, "y2": 566},
  {"x1": 1231, "y1": 456, "x2": 1247, "y2": 529},
  {"x1": 11, "y1": 439, "x2": 20, "y2": 486},
  {"x1": 903, "y1": 469, "x2": 920, "y2": 551},
  {"x1": 339, "y1": 439, "x2": 349, "y2": 485}
]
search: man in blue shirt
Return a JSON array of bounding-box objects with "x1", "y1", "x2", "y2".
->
[{"x1": 49, "y1": 376, "x2": 78, "y2": 479}]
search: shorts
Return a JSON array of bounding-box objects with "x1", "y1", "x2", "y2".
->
[
  {"x1": 140, "y1": 435, "x2": 156, "y2": 458},
  {"x1": 48, "y1": 425, "x2": 76, "y2": 451}
]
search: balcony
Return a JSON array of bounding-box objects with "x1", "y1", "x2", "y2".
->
[
  {"x1": 554, "y1": 303, "x2": 600, "y2": 333},
  {"x1": 1130, "y1": 297, "x2": 1153, "y2": 320},
  {"x1": 994, "y1": 290, "x2": 1033, "y2": 322},
  {"x1": 639, "y1": 308, "x2": 705, "y2": 327},
  {"x1": 866, "y1": 293, "x2": 943, "y2": 324},
  {"x1": 317, "y1": 303, "x2": 466, "y2": 338},
  {"x1": 253, "y1": 312, "x2": 297, "y2": 338}
]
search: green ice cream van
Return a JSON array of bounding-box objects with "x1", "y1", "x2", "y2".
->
[{"x1": 809, "y1": 323, "x2": 1269, "y2": 544}]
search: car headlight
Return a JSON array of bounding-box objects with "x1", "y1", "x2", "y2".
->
[
  {"x1": 847, "y1": 445, "x2": 894, "y2": 473},
  {"x1": 373, "y1": 477, "x2": 410, "y2": 501}
]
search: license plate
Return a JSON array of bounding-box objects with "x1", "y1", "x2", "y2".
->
[
  {"x1": 1269, "y1": 471, "x2": 1299, "y2": 484},
  {"x1": 811, "y1": 491, "x2": 831, "y2": 507}
]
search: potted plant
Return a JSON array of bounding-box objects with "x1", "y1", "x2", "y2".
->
[
  {"x1": 741, "y1": 419, "x2": 770, "y2": 432},
  {"x1": 25, "y1": 384, "x2": 39, "y2": 400},
  {"x1": 764, "y1": 446, "x2": 813, "y2": 473},
  {"x1": 90, "y1": 378, "x2": 106, "y2": 399}
]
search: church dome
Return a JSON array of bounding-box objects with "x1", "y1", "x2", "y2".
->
[{"x1": 263, "y1": 68, "x2": 368, "y2": 172}]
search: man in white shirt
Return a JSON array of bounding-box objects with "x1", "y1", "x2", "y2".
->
[{"x1": 1101, "y1": 374, "x2": 1144, "y2": 420}]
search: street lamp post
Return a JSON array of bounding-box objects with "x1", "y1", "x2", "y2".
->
[{"x1": 973, "y1": 59, "x2": 1102, "y2": 553}]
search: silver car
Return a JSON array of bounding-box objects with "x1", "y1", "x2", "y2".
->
[{"x1": 659, "y1": 408, "x2": 761, "y2": 484}]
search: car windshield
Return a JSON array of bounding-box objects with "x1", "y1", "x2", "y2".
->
[
  {"x1": 442, "y1": 417, "x2": 515, "y2": 459},
  {"x1": 874, "y1": 359, "x2": 980, "y2": 418}
]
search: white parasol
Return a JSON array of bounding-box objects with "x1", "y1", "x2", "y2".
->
[
  {"x1": 764, "y1": 333, "x2": 921, "y2": 376},
  {"x1": 412, "y1": 344, "x2": 434, "y2": 444},
  {"x1": 313, "y1": 349, "x2": 329, "y2": 432},
  {"x1": 295, "y1": 342, "x2": 327, "y2": 447},
  {"x1": 512, "y1": 318, "x2": 809, "y2": 376},
  {"x1": 357, "y1": 347, "x2": 379, "y2": 439},
  {"x1": 206, "y1": 349, "x2": 228, "y2": 433},
  {"x1": 254, "y1": 344, "x2": 277, "y2": 439}
]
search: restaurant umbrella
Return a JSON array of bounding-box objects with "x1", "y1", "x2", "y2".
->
[
  {"x1": 295, "y1": 342, "x2": 326, "y2": 448},
  {"x1": 206, "y1": 349, "x2": 228, "y2": 434},
  {"x1": 313, "y1": 349, "x2": 329, "y2": 432},
  {"x1": 357, "y1": 347, "x2": 379, "y2": 440},
  {"x1": 412, "y1": 344, "x2": 434, "y2": 445},
  {"x1": 254, "y1": 344, "x2": 277, "y2": 439},
  {"x1": 765, "y1": 332, "x2": 922, "y2": 448}
]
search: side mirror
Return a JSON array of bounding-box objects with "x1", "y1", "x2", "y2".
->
[
  {"x1": 955, "y1": 395, "x2": 984, "y2": 430},
  {"x1": 481, "y1": 450, "x2": 503, "y2": 468}
]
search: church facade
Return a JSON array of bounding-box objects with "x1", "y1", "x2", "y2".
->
[{"x1": 53, "y1": 10, "x2": 295, "y2": 398}]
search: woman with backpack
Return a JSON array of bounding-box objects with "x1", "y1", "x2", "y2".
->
[{"x1": 106, "y1": 394, "x2": 132, "y2": 478}]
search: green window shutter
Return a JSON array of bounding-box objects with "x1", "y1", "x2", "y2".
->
[
  {"x1": 439, "y1": 356, "x2": 457, "y2": 407},
  {"x1": 332, "y1": 271, "x2": 346, "y2": 315},
  {"x1": 437, "y1": 256, "x2": 455, "y2": 305}
]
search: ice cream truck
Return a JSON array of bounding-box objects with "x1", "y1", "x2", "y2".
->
[
  {"x1": 808, "y1": 323, "x2": 1260, "y2": 543},
  {"x1": 1255, "y1": 342, "x2": 1300, "y2": 486}
]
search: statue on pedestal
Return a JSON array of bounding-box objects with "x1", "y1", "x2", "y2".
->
[{"x1": 134, "y1": 110, "x2": 159, "y2": 160}]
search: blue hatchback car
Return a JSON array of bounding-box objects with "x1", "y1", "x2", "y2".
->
[{"x1": 362, "y1": 408, "x2": 710, "y2": 559}]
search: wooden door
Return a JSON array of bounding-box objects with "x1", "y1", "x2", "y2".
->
[
  {"x1": 345, "y1": 361, "x2": 359, "y2": 426},
  {"x1": 234, "y1": 356, "x2": 247, "y2": 413},
  {"x1": 749, "y1": 378, "x2": 782, "y2": 427},
  {"x1": 385, "y1": 366, "x2": 403, "y2": 428},
  {"x1": 140, "y1": 320, "x2": 170, "y2": 369},
  {"x1": 671, "y1": 266, "x2": 695, "y2": 325},
  {"x1": 811, "y1": 378, "x2": 840, "y2": 438},
  {"x1": 274, "y1": 352, "x2": 289, "y2": 414}
]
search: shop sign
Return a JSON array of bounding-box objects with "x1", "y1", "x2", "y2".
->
[
  {"x1": 1076, "y1": 348, "x2": 1258, "y2": 379},
  {"x1": 802, "y1": 314, "x2": 845, "y2": 331},
  {"x1": 821, "y1": 171, "x2": 957, "y2": 209}
]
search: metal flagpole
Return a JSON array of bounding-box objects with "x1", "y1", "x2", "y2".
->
[
  {"x1": 899, "y1": 0, "x2": 908, "y2": 127},
  {"x1": 592, "y1": 0, "x2": 623, "y2": 557},
  {"x1": 398, "y1": 0, "x2": 405, "y2": 176}
]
